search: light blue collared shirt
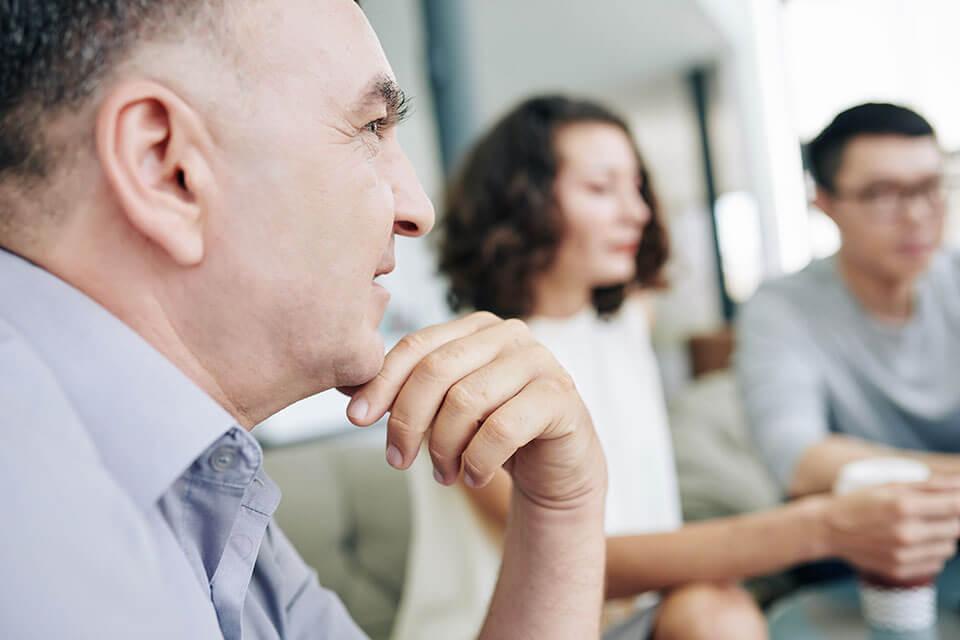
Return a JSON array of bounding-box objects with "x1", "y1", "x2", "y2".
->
[{"x1": 0, "y1": 248, "x2": 367, "y2": 639}]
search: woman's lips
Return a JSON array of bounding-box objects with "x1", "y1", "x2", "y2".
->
[{"x1": 611, "y1": 243, "x2": 640, "y2": 254}]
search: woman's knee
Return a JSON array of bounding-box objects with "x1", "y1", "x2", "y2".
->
[{"x1": 654, "y1": 583, "x2": 767, "y2": 640}]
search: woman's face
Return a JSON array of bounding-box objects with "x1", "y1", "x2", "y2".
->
[{"x1": 549, "y1": 122, "x2": 651, "y2": 289}]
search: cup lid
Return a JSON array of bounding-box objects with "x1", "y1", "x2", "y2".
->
[{"x1": 834, "y1": 457, "x2": 931, "y2": 495}]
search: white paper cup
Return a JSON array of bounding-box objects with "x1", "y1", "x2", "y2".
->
[
  {"x1": 833, "y1": 458, "x2": 936, "y2": 632},
  {"x1": 859, "y1": 580, "x2": 936, "y2": 631}
]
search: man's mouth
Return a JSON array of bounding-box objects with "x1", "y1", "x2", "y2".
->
[{"x1": 374, "y1": 258, "x2": 396, "y2": 279}]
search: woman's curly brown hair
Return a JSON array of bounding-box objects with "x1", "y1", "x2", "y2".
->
[{"x1": 438, "y1": 95, "x2": 669, "y2": 319}]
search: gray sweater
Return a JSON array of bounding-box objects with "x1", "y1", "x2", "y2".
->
[{"x1": 735, "y1": 252, "x2": 960, "y2": 488}]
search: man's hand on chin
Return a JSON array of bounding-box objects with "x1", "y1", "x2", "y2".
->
[{"x1": 341, "y1": 311, "x2": 607, "y2": 639}]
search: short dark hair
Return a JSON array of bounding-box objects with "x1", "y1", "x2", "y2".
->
[
  {"x1": 438, "y1": 95, "x2": 669, "y2": 319},
  {"x1": 0, "y1": 2, "x2": 222, "y2": 182},
  {"x1": 805, "y1": 103, "x2": 937, "y2": 192}
]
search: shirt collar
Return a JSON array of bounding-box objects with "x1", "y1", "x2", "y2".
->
[{"x1": 0, "y1": 248, "x2": 238, "y2": 507}]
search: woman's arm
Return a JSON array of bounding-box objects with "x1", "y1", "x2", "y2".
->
[
  {"x1": 604, "y1": 500, "x2": 826, "y2": 596},
  {"x1": 466, "y1": 470, "x2": 960, "y2": 598},
  {"x1": 466, "y1": 471, "x2": 826, "y2": 597}
]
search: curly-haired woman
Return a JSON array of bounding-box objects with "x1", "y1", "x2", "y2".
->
[{"x1": 437, "y1": 95, "x2": 768, "y2": 639}]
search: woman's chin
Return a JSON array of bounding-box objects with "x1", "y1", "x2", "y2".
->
[{"x1": 594, "y1": 271, "x2": 636, "y2": 289}]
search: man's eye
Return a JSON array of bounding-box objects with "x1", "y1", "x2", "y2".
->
[
  {"x1": 364, "y1": 119, "x2": 385, "y2": 139},
  {"x1": 863, "y1": 187, "x2": 897, "y2": 202}
]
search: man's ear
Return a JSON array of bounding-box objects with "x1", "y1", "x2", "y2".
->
[
  {"x1": 95, "y1": 81, "x2": 216, "y2": 267},
  {"x1": 813, "y1": 187, "x2": 837, "y2": 223}
]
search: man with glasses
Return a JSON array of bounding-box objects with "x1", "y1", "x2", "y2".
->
[{"x1": 737, "y1": 103, "x2": 960, "y2": 506}]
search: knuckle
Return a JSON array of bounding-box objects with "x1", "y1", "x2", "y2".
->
[
  {"x1": 471, "y1": 310, "x2": 501, "y2": 325},
  {"x1": 890, "y1": 548, "x2": 909, "y2": 565},
  {"x1": 502, "y1": 317, "x2": 530, "y2": 336},
  {"x1": 417, "y1": 351, "x2": 449, "y2": 383},
  {"x1": 530, "y1": 341, "x2": 555, "y2": 360},
  {"x1": 892, "y1": 524, "x2": 916, "y2": 546},
  {"x1": 370, "y1": 368, "x2": 393, "y2": 388},
  {"x1": 482, "y1": 415, "x2": 517, "y2": 449},
  {"x1": 387, "y1": 412, "x2": 420, "y2": 438},
  {"x1": 888, "y1": 496, "x2": 911, "y2": 519},
  {"x1": 501, "y1": 318, "x2": 533, "y2": 350},
  {"x1": 461, "y1": 453, "x2": 487, "y2": 481},
  {"x1": 533, "y1": 344, "x2": 568, "y2": 378},
  {"x1": 397, "y1": 332, "x2": 427, "y2": 357},
  {"x1": 541, "y1": 370, "x2": 577, "y2": 396},
  {"x1": 556, "y1": 370, "x2": 577, "y2": 392},
  {"x1": 427, "y1": 441, "x2": 457, "y2": 466},
  {"x1": 445, "y1": 383, "x2": 480, "y2": 414}
]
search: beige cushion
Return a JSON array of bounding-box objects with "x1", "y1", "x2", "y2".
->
[
  {"x1": 264, "y1": 440, "x2": 412, "y2": 640},
  {"x1": 669, "y1": 371, "x2": 781, "y2": 521}
]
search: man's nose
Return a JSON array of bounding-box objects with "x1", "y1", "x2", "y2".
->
[{"x1": 390, "y1": 147, "x2": 435, "y2": 237}]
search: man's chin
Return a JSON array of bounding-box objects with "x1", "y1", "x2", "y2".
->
[
  {"x1": 892, "y1": 252, "x2": 936, "y2": 278},
  {"x1": 335, "y1": 333, "x2": 386, "y2": 389}
]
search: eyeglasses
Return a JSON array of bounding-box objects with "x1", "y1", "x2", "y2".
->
[{"x1": 831, "y1": 176, "x2": 953, "y2": 223}]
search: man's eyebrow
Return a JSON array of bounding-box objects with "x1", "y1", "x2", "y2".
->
[{"x1": 355, "y1": 75, "x2": 412, "y2": 124}]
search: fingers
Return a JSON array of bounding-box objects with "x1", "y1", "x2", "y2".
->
[
  {"x1": 346, "y1": 312, "x2": 502, "y2": 426},
  {"x1": 384, "y1": 320, "x2": 538, "y2": 471},
  {"x1": 426, "y1": 344, "x2": 556, "y2": 484},
  {"x1": 892, "y1": 541, "x2": 958, "y2": 566},
  {"x1": 837, "y1": 487, "x2": 960, "y2": 582},
  {"x1": 459, "y1": 376, "x2": 576, "y2": 489},
  {"x1": 890, "y1": 518, "x2": 960, "y2": 546},
  {"x1": 853, "y1": 555, "x2": 948, "y2": 583},
  {"x1": 916, "y1": 476, "x2": 960, "y2": 492},
  {"x1": 852, "y1": 538, "x2": 955, "y2": 582},
  {"x1": 885, "y1": 488, "x2": 960, "y2": 520},
  {"x1": 839, "y1": 511, "x2": 960, "y2": 552}
]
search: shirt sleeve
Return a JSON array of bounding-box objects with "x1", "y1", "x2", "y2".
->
[{"x1": 734, "y1": 284, "x2": 831, "y2": 489}]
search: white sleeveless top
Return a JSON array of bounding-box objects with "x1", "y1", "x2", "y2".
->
[
  {"x1": 527, "y1": 297, "x2": 683, "y2": 536},
  {"x1": 391, "y1": 298, "x2": 682, "y2": 639}
]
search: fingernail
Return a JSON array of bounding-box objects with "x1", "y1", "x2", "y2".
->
[
  {"x1": 464, "y1": 471, "x2": 481, "y2": 488},
  {"x1": 386, "y1": 444, "x2": 403, "y2": 469},
  {"x1": 433, "y1": 467, "x2": 447, "y2": 485},
  {"x1": 347, "y1": 396, "x2": 369, "y2": 423}
]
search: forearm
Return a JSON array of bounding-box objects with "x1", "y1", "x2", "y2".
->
[
  {"x1": 790, "y1": 435, "x2": 960, "y2": 497},
  {"x1": 606, "y1": 497, "x2": 830, "y2": 598},
  {"x1": 479, "y1": 489, "x2": 606, "y2": 640}
]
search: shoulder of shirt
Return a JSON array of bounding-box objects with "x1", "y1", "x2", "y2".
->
[
  {"x1": 735, "y1": 258, "x2": 840, "y2": 343},
  {"x1": 0, "y1": 317, "x2": 107, "y2": 488},
  {"x1": 743, "y1": 257, "x2": 834, "y2": 312}
]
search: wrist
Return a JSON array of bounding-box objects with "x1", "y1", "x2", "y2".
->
[
  {"x1": 509, "y1": 430, "x2": 608, "y2": 516},
  {"x1": 505, "y1": 483, "x2": 606, "y2": 591},
  {"x1": 791, "y1": 494, "x2": 835, "y2": 562},
  {"x1": 510, "y1": 479, "x2": 606, "y2": 529}
]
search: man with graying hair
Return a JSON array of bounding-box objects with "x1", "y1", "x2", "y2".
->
[{"x1": 0, "y1": 2, "x2": 606, "y2": 638}]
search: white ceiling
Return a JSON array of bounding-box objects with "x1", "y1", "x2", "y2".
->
[{"x1": 462, "y1": 0, "x2": 729, "y2": 123}]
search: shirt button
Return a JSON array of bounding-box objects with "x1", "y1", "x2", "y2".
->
[{"x1": 209, "y1": 446, "x2": 239, "y2": 472}]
